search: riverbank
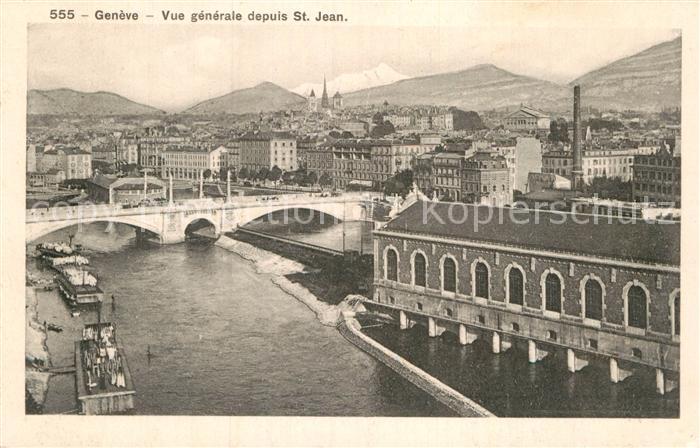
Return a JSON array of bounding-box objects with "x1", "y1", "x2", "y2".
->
[
  {"x1": 216, "y1": 235, "x2": 351, "y2": 326},
  {"x1": 216, "y1": 235, "x2": 491, "y2": 417},
  {"x1": 228, "y1": 230, "x2": 372, "y2": 305},
  {"x1": 25, "y1": 286, "x2": 51, "y2": 412}
]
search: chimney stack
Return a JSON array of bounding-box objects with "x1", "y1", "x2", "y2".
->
[{"x1": 572, "y1": 85, "x2": 583, "y2": 190}]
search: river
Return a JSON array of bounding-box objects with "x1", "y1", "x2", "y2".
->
[
  {"x1": 30, "y1": 222, "x2": 452, "y2": 416},
  {"x1": 30, "y1": 217, "x2": 679, "y2": 417},
  {"x1": 245, "y1": 216, "x2": 680, "y2": 418}
]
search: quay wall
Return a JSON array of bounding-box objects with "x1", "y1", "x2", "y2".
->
[{"x1": 338, "y1": 314, "x2": 494, "y2": 417}]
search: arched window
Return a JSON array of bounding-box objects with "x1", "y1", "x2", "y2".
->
[
  {"x1": 475, "y1": 262, "x2": 489, "y2": 299},
  {"x1": 545, "y1": 273, "x2": 561, "y2": 313},
  {"x1": 413, "y1": 252, "x2": 426, "y2": 287},
  {"x1": 442, "y1": 257, "x2": 456, "y2": 293},
  {"x1": 627, "y1": 285, "x2": 647, "y2": 329},
  {"x1": 508, "y1": 268, "x2": 524, "y2": 305},
  {"x1": 385, "y1": 248, "x2": 398, "y2": 281},
  {"x1": 584, "y1": 279, "x2": 603, "y2": 320},
  {"x1": 673, "y1": 293, "x2": 680, "y2": 336}
]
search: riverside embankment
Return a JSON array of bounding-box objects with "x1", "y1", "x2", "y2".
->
[
  {"x1": 217, "y1": 234, "x2": 490, "y2": 416},
  {"x1": 25, "y1": 286, "x2": 51, "y2": 412}
]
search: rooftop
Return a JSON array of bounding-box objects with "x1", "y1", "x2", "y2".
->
[{"x1": 380, "y1": 200, "x2": 679, "y2": 266}]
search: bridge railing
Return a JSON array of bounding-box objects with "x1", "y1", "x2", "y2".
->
[{"x1": 26, "y1": 192, "x2": 386, "y2": 222}]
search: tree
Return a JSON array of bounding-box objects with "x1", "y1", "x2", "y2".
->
[
  {"x1": 370, "y1": 120, "x2": 395, "y2": 138},
  {"x1": 281, "y1": 170, "x2": 294, "y2": 184},
  {"x1": 238, "y1": 167, "x2": 249, "y2": 180},
  {"x1": 268, "y1": 165, "x2": 282, "y2": 184},
  {"x1": 449, "y1": 108, "x2": 486, "y2": 131},
  {"x1": 319, "y1": 173, "x2": 333, "y2": 188},
  {"x1": 203, "y1": 169, "x2": 212, "y2": 180},
  {"x1": 548, "y1": 118, "x2": 570, "y2": 143},
  {"x1": 256, "y1": 167, "x2": 270, "y2": 182},
  {"x1": 383, "y1": 169, "x2": 413, "y2": 198},
  {"x1": 306, "y1": 171, "x2": 318, "y2": 185}
]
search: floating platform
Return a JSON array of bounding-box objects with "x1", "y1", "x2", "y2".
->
[
  {"x1": 54, "y1": 269, "x2": 104, "y2": 306},
  {"x1": 74, "y1": 323, "x2": 135, "y2": 415}
]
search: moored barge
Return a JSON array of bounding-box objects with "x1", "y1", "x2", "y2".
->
[
  {"x1": 54, "y1": 265, "x2": 104, "y2": 306},
  {"x1": 75, "y1": 322, "x2": 135, "y2": 415}
]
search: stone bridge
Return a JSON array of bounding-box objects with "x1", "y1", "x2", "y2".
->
[{"x1": 26, "y1": 193, "x2": 383, "y2": 244}]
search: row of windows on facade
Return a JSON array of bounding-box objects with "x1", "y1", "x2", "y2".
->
[
  {"x1": 636, "y1": 170, "x2": 679, "y2": 181},
  {"x1": 383, "y1": 248, "x2": 680, "y2": 336},
  {"x1": 635, "y1": 183, "x2": 679, "y2": 195}
]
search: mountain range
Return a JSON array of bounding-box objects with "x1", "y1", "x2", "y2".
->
[
  {"x1": 182, "y1": 82, "x2": 306, "y2": 115},
  {"x1": 27, "y1": 36, "x2": 681, "y2": 115},
  {"x1": 27, "y1": 89, "x2": 164, "y2": 115}
]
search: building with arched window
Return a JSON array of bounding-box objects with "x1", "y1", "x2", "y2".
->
[{"x1": 369, "y1": 200, "x2": 680, "y2": 390}]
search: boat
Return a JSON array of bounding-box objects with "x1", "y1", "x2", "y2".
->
[
  {"x1": 53, "y1": 266, "x2": 104, "y2": 306},
  {"x1": 35, "y1": 241, "x2": 82, "y2": 259},
  {"x1": 75, "y1": 322, "x2": 135, "y2": 415}
]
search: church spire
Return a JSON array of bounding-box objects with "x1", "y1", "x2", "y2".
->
[{"x1": 321, "y1": 75, "x2": 329, "y2": 108}]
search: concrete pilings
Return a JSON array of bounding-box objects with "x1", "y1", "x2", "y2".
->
[
  {"x1": 458, "y1": 324, "x2": 478, "y2": 345},
  {"x1": 609, "y1": 358, "x2": 633, "y2": 383},
  {"x1": 428, "y1": 317, "x2": 437, "y2": 338},
  {"x1": 527, "y1": 340, "x2": 549, "y2": 363},
  {"x1": 566, "y1": 349, "x2": 589, "y2": 372},
  {"x1": 491, "y1": 332, "x2": 500, "y2": 354},
  {"x1": 399, "y1": 310, "x2": 408, "y2": 330},
  {"x1": 656, "y1": 368, "x2": 679, "y2": 395}
]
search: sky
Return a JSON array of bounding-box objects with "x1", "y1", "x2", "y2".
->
[{"x1": 27, "y1": 23, "x2": 680, "y2": 112}]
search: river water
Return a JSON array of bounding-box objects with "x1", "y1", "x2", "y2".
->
[
  {"x1": 30, "y1": 217, "x2": 678, "y2": 417},
  {"x1": 30, "y1": 222, "x2": 451, "y2": 416},
  {"x1": 246, "y1": 216, "x2": 680, "y2": 418}
]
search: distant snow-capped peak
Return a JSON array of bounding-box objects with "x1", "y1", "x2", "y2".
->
[{"x1": 291, "y1": 63, "x2": 408, "y2": 96}]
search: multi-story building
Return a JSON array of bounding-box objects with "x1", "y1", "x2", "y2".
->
[
  {"x1": 462, "y1": 151, "x2": 511, "y2": 206},
  {"x1": 306, "y1": 141, "x2": 334, "y2": 178},
  {"x1": 26, "y1": 144, "x2": 44, "y2": 173},
  {"x1": 542, "y1": 146, "x2": 655, "y2": 184},
  {"x1": 318, "y1": 138, "x2": 430, "y2": 190},
  {"x1": 220, "y1": 143, "x2": 240, "y2": 175},
  {"x1": 40, "y1": 146, "x2": 92, "y2": 180},
  {"x1": 160, "y1": 146, "x2": 224, "y2": 180},
  {"x1": 632, "y1": 146, "x2": 681, "y2": 207},
  {"x1": 386, "y1": 114, "x2": 413, "y2": 128},
  {"x1": 117, "y1": 136, "x2": 139, "y2": 166},
  {"x1": 138, "y1": 126, "x2": 189, "y2": 172},
  {"x1": 238, "y1": 131, "x2": 297, "y2": 173},
  {"x1": 369, "y1": 201, "x2": 680, "y2": 393},
  {"x1": 91, "y1": 143, "x2": 117, "y2": 166}
]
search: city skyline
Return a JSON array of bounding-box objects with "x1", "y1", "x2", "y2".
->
[{"x1": 28, "y1": 23, "x2": 680, "y2": 112}]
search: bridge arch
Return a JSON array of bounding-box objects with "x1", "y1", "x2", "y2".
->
[
  {"x1": 26, "y1": 216, "x2": 163, "y2": 244},
  {"x1": 183, "y1": 215, "x2": 221, "y2": 239},
  {"x1": 235, "y1": 204, "x2": 347, "y2": 229}
]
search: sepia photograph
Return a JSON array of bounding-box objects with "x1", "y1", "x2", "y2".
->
[{"x1": 2, "y1": 1, "x2": 698, "y2": 446}]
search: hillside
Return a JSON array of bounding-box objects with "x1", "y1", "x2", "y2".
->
[
  {"x1": 27, "y1": 88, "x2": 164, "y2": 115},
  {"x1": 183, "y1": 82, "x2": 306, "y2": 114},
  {"x1": 570, "y1": 36, "x2": 681, "y2": 111},
  {"x1": 342, "y1": 64, "x2": 570, "y2": 112}
]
